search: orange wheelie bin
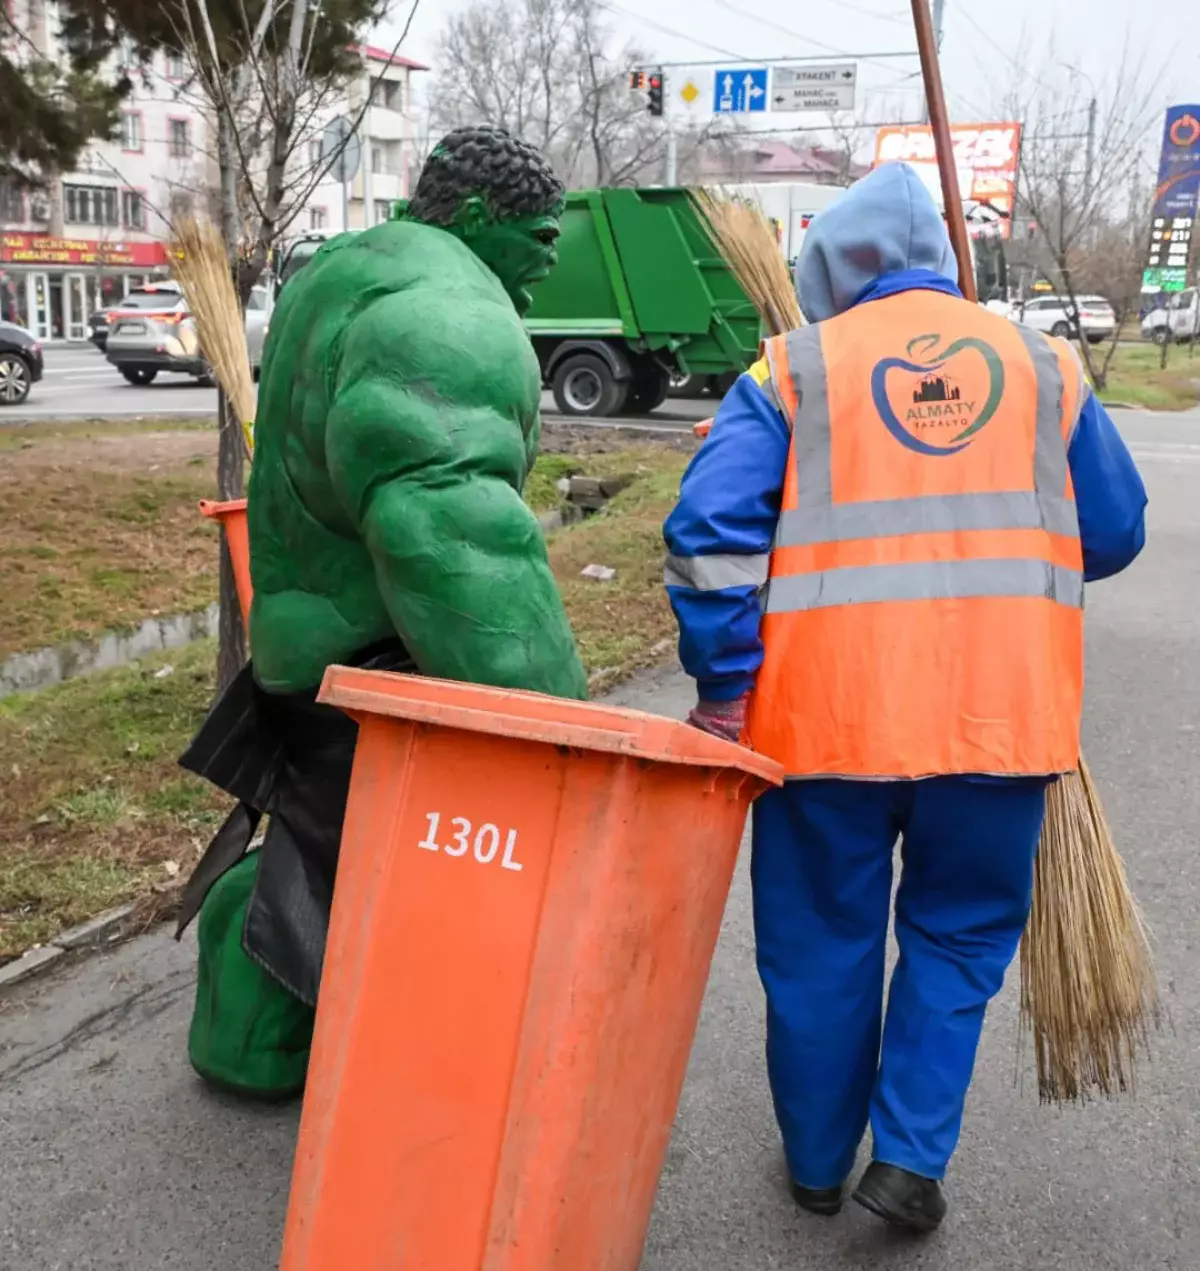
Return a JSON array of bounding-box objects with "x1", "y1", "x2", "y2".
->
[
  {"x1": 278, "y1": 666, "x2": 782, "y2": 1271},
  {"x1": 198, "y1": 498, "x2": 251, "y2": 626}
]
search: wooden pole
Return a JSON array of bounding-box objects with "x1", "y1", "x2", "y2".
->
[{"x1": 910, "y1": 0, "x2": 977, "y2": 302}]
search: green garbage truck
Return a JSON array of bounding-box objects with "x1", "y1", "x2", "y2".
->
[
  {"x1": 272, "y1": 187, "x2": 762, "y2": 418},
  {"x1": 524, "y1": 187, "x2": 760, "y2": 416}
]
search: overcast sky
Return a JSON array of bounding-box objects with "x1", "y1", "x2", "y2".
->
[{"x1": 388, "y1": 0, "x2": 1199, "y2": 155}]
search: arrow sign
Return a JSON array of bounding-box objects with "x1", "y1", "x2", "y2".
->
[
  {"x1": 770, "y1": 62, "x2": 857, "y2": 113},
  {"x1": 713, "y1": 66, "x2": 768, "y2": 113}
]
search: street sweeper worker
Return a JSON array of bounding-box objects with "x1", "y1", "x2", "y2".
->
[{"x1": 663, "y1": 162, "x2": 1147, "y2": 1233}]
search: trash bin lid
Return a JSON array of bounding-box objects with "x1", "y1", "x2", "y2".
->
[{"x1": 319, "y1": 667, "x2": 783, "y2": 784}]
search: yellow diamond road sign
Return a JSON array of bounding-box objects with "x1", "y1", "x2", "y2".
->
[{"x1": 680, "y1": 79, "x2": 700, "y2": 105}]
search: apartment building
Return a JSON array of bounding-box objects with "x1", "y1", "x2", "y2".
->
[
  {"x1": 300, "y1": 45, "x2": 428, "y2": 235},
  {"x1": 0, "y1": 1, "x2": 214, "y2": 339}
]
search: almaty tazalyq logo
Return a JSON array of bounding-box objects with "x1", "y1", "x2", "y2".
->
[{"x1": 870, "y1": 331, "x2": 1006, "y2": 456}]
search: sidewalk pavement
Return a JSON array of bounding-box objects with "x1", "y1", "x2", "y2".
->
[{"x1": 2, "y1": 655, "x2": 1198, "y2": 1271}]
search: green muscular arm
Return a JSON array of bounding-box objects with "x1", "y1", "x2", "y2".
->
[{"x1": 325, "y1": 292, "x2": 588, "y2": 700}]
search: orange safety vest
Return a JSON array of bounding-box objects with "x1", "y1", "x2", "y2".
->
[{"x1": 745, "y1": 290, "x2": 1086, "y2": 779}]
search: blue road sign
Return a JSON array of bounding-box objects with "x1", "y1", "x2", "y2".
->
[{"x1": 714, "y1": 67, "x2": 768, "y2": 114}]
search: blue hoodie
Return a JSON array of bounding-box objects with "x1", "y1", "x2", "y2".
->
[{"x1": 664, "y1": 163, "x2": 1148, "y2": 703}]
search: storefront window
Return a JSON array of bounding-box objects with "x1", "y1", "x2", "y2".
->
[{"x1": 100, "y1": 275, "x2": 125, "y2": 307}]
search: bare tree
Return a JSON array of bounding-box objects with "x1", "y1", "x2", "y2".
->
[
  {"x1": 430, "y1": 0, "x2": 701, "y2": 189},
  {"x1": 1001, "y1": 48, "x2": 1165, "y2": 389}
]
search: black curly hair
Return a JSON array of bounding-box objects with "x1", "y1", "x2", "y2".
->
[{"x1": 407, "y1": 125, "x2": 565, "y2": 227}]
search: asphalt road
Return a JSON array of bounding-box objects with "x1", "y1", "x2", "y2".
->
[
  {"x1": 0, "y1": 342, "x2": 712, "y2": 432},
  {"x1": 1, "y1": 409, "x2": 1198, "y2": 1270}
]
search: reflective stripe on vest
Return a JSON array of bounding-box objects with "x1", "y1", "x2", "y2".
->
[{"x1": 768, "y1": 321, "x2": 1083, "y2": 610}]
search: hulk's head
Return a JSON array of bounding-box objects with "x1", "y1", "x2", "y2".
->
[{"x1": 407, "y1": 125, "x2": 565, "y2": 315}]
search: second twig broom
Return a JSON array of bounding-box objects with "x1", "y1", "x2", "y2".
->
[
  {"x1": 1019, "y1": 757, "x2": 1161, "y2": 1103},
  {"x1": 170, "y1": 216, "x2": 256, "y2": 459}
]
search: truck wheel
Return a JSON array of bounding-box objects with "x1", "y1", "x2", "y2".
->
[
  {"x1": 706, "y1": 371, "x2": 739, "y2": 397},
  {"x1": 552, "y1": 353, "x2": 627, "y2": 416},
  {"x1": 1151, "y1": 328, "x2": 1170, "y2": 346},
  {"x1": 121, "y1": 367, "x2": 158, "y2": 385},
  {"x1": 670, "y1": 372, "x2": 708, "y2": 399},
  {"x1": 626, "y1": 366, "x2": 670, "y2": 414}
]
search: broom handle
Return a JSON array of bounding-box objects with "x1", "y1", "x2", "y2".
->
[{"x1": 910, "y1": 0, "x2": 977, "y2": 303}]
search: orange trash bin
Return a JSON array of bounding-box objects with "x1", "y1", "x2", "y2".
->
[
  {"x1": 278, "y1": 667, "x2": 782, "y2": 1271},
  {"x1": 198, "y1": 498, "x2": 251, "y2": 627}
]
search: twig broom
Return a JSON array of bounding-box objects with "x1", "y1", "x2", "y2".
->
[
  {"x1": 692, "y1": 188, "x2": 802, "y2": 338},
  {"x1": 170, "y1": 216, "x2": 256, "y2": 459},
  {"x1": 907, "y1": 0, "x2": 1160, "y2": 1103},
  {"x1": 1019, "y1": 759, "x2": 1160, "y2": 1102}
]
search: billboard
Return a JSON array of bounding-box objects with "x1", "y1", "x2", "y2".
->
[
  {"x1": 1143, "y1": 104, "x2": 1200, "y2": 292},
  {"x1": 873, "y1": 123, "x2": 1022, "y2": 239}
]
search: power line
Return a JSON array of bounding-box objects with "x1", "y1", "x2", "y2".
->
[
  {"x1": 953, "y1": 7, "x2": 1057, "y2": 94},
  {"x1": 595, "y1": 1, "x2": 752, "y2": 60},
  {"x1": 702, "y1": 0, "x2": 917, "y2": 72}
]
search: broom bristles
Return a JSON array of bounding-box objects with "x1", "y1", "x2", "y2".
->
[
  {"x1": 169, "y1": 216, "x2": 256, "y2": 456},
  {"x1": 1020, "y1": 754, "x2": 1161, "y2": 1104},
  {"x1": 692, "y1": 188, "x2": 802, "y2": 337}
]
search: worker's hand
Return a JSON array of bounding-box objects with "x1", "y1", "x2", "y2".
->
[{"x1": 687, "y1": 696, "x2": 748, "y2": 744}]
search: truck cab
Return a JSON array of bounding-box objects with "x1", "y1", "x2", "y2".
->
[{"x1": 1142, "y1": 287, "x2": 1200, "y2": 345}]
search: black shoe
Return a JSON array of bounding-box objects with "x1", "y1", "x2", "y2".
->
[
  {"x1": 789, "y1": 1179, "x2": 844, "y2": 1216},
  {"x1": 851, "y1": 1162, "x2": 946, "y2": 1232}
]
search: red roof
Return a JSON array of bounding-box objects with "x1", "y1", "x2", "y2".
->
[{"x1": 356, "y1": 43, "x2": 429, "y2": 71}]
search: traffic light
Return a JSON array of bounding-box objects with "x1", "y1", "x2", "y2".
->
[
  {"x1": 648, "y1": 72, "x2": 664, "y2": 117},
  {"x1": 629, "y1": 70, "x2": 646, "y2": 90}
]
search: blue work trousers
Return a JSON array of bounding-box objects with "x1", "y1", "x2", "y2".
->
[{"x1": 750, "y1": 776, "x2": 1046, "y2": 1187}]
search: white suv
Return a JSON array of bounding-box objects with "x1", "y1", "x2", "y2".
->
[{"x1": 1016, "y1": 294, "x2": 1115, "y2": 344}]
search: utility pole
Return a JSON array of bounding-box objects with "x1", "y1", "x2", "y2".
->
[{"x1": 921, "y1": 0, "x2": 945, "y2": 124}]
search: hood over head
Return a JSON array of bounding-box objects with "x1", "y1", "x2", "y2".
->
[{"x1": 794, "y1": 163, "x2": 958, "y2": 322}]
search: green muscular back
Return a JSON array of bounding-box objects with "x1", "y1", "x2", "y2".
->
[{"x1": 247, "y1": 217, "x2": 586, "y2": 701}]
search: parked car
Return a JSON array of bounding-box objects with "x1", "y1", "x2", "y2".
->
[
  {"x1": 1141, "y1": 287, "x2": 1200, "y2": 345},
  {"x1": 88, "y1": 307, "x2": 112, "y2": 350},
  {"x1": 244, "y1": 285, "x2": 270, "y2": 376},
  {"x1": 0, "y1": 320, "x2": 44, "y2": 406},
  {"x1": 1017, "y1": 294, "x2": 1116, "y2": 344},
  {"x1": 105, "y1": 282, "x2": 269, "y2": 385}
]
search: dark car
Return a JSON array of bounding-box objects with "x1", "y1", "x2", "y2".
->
[
  {"x1": 88, "y1": 307, "x2": 112, "y2": 350},
  {"x1": 0, "y1": 320, "x2": 44, "y2": 406}
]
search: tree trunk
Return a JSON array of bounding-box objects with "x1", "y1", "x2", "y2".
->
[
  {"x1": 216, "y1": 388, "x2": 247, "y2": 691},
  {"x1": 215, "y1": 104, "x2": 247, "y2": 692}
]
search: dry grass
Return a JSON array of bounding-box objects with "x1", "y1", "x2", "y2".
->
[
  {"x1": 0, "y1": 444, "x2": 689, "y2": 961},
  {"x1": 0, "y1": 429, "x2": 220, "y2": 658},
  {"x1": 0, "y1": 639, "x2": 224, "y2": 959},
  {"x1": 1096, "y1": 343, "x2": 1200, "y2": 411},
  {"x1": 1020, "y1": 758, "x2": 1161, "y2": 1103}
]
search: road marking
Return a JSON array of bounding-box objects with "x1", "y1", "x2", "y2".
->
[{"x1": 1128, "y1": 446, "x2": 1200, "y2": 465}]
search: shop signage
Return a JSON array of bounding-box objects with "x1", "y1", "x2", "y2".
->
[{"x1": 0, "y1": 233, "x2": 169, "y2": 267}]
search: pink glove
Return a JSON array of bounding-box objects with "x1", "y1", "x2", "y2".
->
[{"x1": 687, "y1": 696, "x2": 748, "y2": 744}]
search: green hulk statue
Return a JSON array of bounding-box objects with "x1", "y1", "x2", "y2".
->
[{"x1": 175, "y1": 126, "x2": 587, "y2": 1099}]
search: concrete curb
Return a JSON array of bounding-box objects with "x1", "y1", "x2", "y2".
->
[{"x1": 0, "y1": 903, "x2": 135, "y2": 994}]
